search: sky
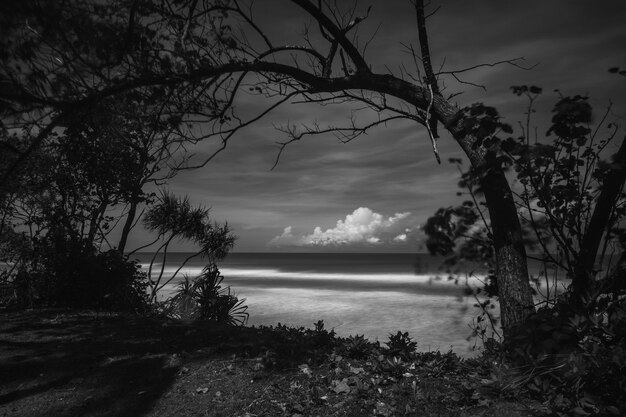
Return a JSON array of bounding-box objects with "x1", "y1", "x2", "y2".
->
[{"x1": 126, "y1": 0, "x2": 626, "y2": 253}]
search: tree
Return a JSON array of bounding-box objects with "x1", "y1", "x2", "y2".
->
[
  {"x1": 141, "y1": 191, "x2": 235, "y2": 303},
  {"x1": 425, "y1": 88, "x2": 626, "y2": 342},
  {"x1": 1, "y1": 0, "x2": 622, "y2": 336},
  {"x1": 63, "y1": 93, "x2": 208, "y2": 254}
]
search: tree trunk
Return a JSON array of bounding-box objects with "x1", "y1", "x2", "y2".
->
[
  {"x1": 86, "y1": 198, "x2": 108, "y2": 247},
  {"x1": 572, "y1": 135, "x2": 626, "y2": 302},
  {"x1": 428, "y1": 98, "x2": 535, "y2": 336},
  {"x1": 480, "y1": 167, "x2": 535, "y2": 334},
  {"x1": 118, "y1": 197, "x2": 139, "y2": 254}
]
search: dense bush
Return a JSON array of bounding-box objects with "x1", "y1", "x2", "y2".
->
[
  {"x1": 506, "y1": 296, "x2": 626, "y2": 415},
  {"x1": 258, "y1": 320, "x2": 338, "y2": 368},
  {"x1": 10, "y1": 238, "x2": 149, "y2": 313}
]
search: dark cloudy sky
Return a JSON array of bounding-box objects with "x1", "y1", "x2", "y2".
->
[{"x1": 128, "y1": 0, "x2": 626, "y2": 253}]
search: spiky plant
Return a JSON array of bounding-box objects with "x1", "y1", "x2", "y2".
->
[
  {"x1": 141, "y1": 190, "x2": 236, "y2": 302},
  {"x1": 168, "y1": 263, "x2": 248, "y2": 325},
  {"x1": 386, "y1": 331, "x2": 418, "y2": 360},
  {"x1": 343, "y1": 334, "x2": 374, "y2": 359}
]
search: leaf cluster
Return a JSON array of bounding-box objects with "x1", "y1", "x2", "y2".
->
[
  {"x1": 256, "y1": 320, "x2": 338, "y2": 369},
  {"x1": 506, "y1": 296, "x2": 626, "y2": 415},
  {"x1": 425, "y1": 86, "x2": 626, "y2": 358},
  {"x1": 163, "y1": 263, "x2": 248, "y2": 325},
  {"x1": 144, "y1": 191, "x2": 236, "y2": 261},
  {"x1": 451, "y1": 103, "x2": 513, "y2": 151},
  {"x1": 8, "y1": 245, "x2": 149, "y2": 312},
  {"x1": 385, "y1": 331, "x2": 418, "y2": 360}
]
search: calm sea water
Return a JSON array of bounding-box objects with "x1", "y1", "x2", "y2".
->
[{"x1": 133, "y1": 252, "x2": 494, "y2": 356}]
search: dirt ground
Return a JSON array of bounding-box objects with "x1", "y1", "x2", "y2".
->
[{"x1": 0, "y1": 309, "x2": 543, "y2": 417}]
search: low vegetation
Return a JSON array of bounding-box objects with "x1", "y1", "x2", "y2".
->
[
  {"x1": 1, "y1": 306, "x2": 624, "y2": 416},
  {"x1": 0, "y1": 309, "x2": 604, "y2": 417}
]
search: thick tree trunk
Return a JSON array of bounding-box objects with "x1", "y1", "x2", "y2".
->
[
  {"x1": 410, "y1": 0, "x2": 533, "y2": 334},
  {"x1": 572, "y1": 135, "x2": 626, "y2": 302},
  {"x1": 431, "y1": 98, "x2": 535, "y2": 336},
  {"x1": 481, "y1": 168, "x2": 535, "y2": 334}
]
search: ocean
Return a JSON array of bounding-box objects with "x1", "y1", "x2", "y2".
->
[{"x1": 133, "y1": 252, "x2": 494, "y2": 356}]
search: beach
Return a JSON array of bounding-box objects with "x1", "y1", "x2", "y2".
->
[{"x1": 135, "y1": 252, "x2": 493, "y2": 355}]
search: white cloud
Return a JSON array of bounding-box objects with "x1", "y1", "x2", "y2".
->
[
  {"x1": 269, "y1": 207, "x2": 420, "y2": 248},
  {"x1": 393, "y1": 234, "x2": 407, "y2": 242}
]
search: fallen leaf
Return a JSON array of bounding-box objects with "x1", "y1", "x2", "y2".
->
[
  {"x1": 477, "y1": 398, "x2": 492, "y2": 407},
  {"x1": 606, "y1": 406, "x2": 620, "y2": 415},
  {"x1": 298, "y1": 364, "x2": 312, "y2": 377},
  {"x1": 349, "y1": 366, "x2": 365, "y2": 375},
  {"x1": 333, "y1": 400, "x2": 347, "y2": 409},
  {"x1": 331, "y1": 379, "x2": 351, "y2": 394},
  {"x1": 290, "y1": 381, "x2": 302, "y2": 390},
  {"x1": 375, "y1": 401, "x2": 392, "y2": 416}
]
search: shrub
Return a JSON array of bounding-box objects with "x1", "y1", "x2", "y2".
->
[
  {"x1": 385, "y1": 331, "x2": 418, "y2": 360},
  {"x1": 11, "y1": 243, "x2": 149, "y2": 313},
  {"x1": 506, "y1": 297, "x2": 626, "y2": 415},
  {"x1": 258, "y1": 320, "x2": 337, "y2": 368},
  {"x1": 340, "y1": 334, "x2": 378, "y2": 359},
  {"x1": 166, "y1": 263, "x2": 248, "y2": 325}
]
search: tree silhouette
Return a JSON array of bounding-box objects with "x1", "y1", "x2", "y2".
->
[
  {"x1": 425, "y1": 89, "x2": 626, "y2": 341},
  {"x1": 142, "y1": 191, "x2": 235, "y2": 302}
]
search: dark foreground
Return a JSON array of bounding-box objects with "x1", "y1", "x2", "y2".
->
[{"x1": 0, "y1": 309, "x2": 548, "y2": 416}]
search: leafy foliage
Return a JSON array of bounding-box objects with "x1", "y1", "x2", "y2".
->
[
  {"x1": 257, "y1": 320, "x2": 337, "y2": 369},
  {"x1": 450, "y1": 103, "x2": 513, "y2": 152},
  {"x1": 165, "y1": 263, "x2": 248, "y2": 326},
  {"x1": 505, "y1": 296, "x2": 626, "y2": 415},
  {"x1": 10, "y1": 243, "x2": 149, "y2": 312},
  {"x1": 0, "y1": 126, "x2": 235, "y2": 313},
  {"x1": 385, "y1": 331, "x2": 418, "y2": 360},
  {"x1": 142, "y1": 191, "x2": 236, "y2": 302},
  {"x1": 339, "y1": 334, "x2": 378, "y2": 359},
  {"x1": 0, "y1": 85, "x2": 204, "y2": 311},
  {"x1": 426, "y1": 88, "x2": 625, "y2": 336},
  {"x1": 426, "y1": 87, "x2": 626, "y2": 415}
]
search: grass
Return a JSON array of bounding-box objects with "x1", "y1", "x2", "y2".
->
[{"x1": 0, "y1": 308, "x2": 548, "y2": 416}]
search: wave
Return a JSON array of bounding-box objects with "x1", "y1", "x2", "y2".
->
[{"x1": 143, "y1": 266, "x2": 484, "y2": 297}]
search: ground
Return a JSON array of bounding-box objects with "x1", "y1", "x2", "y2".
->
[{"x1": 0, "y1": 309, "x2": 546, "y2": 417}]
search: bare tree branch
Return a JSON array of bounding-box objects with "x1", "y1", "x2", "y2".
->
[
  {"x1": 271, "y1": 114, "x2": 408, "y2": 170},
  {"x1": 413, "y1": 0, "x2": 439, "y2": 138},
  {"x1": 292, "y1": 0, "x2": 370, "y2": 72},
  {"x1": 437, "y1": 57, "x2": 536, "y2": 75}
]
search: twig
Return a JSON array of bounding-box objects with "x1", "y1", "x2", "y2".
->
[{"x1": 425, "y1": 84, "x2": 440, "y2": 163}]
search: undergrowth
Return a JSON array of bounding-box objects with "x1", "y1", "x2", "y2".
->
[{"x1": 248, "y1": 321, "x2": 624, "y2": 416}]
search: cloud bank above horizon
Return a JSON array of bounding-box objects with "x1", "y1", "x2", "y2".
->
[{"x1": 268, "y1": 207, "x2": 421, "y2": 249}]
